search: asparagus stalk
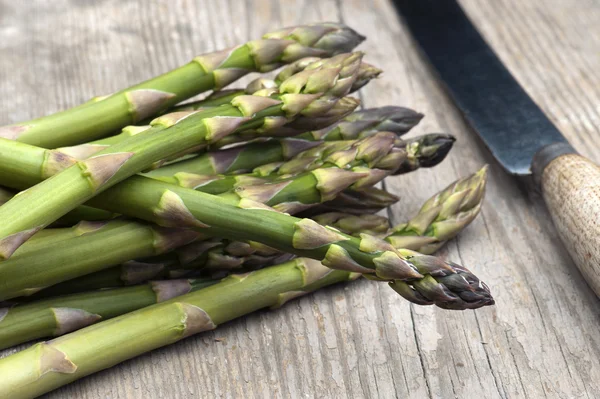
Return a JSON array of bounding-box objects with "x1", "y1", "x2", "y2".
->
[
  {"x1": 312, "y1": 166, "x2": 488, "y2": 255},
  {"x1": 12, "y1": 221, "x2": 110, "y2": 257},
  {"x1": 28, "y1": 239, "x2": 292, "y2": 299},
  {"x1": 143, "y1": 105, "x2": 423, "y2": 179},
  {"x1": 170, "y1": 60, "x2": 381, "y2": 114},
  {"x1": 0, "y1": 138, "x2": 390, "y2": 299},
  {"x1": 312, "y1": 212, "x2": 390, "y2": 236},
  {"x1": 296, "y1": 105, "x2": 424, "y2": 141},
  {"x1": 0, "y1": 254, "x2": 492, "y2": 398},
  {"x1": 386, "y1": 166, "x2": 488, "y2": 254},
  {"x1": 149, "y1": 131, "x2": 417, "y2": 195},
  {"x1": 0, "y1": 23, "x2": 364, "y2": 148},
  {"x1": 87, "y1": 78, "x2": 280, "y2": 147},
  {"x1": 302, "y1": 187, "x2": 400, "y2": 215},
  {"x1": 250, "y1": 133, "x2": 455, "y2": 181},
  {"x1": 0, "y1": 259, "x2": 353, "y2": 397},
  {"x1": 0, "y1": 154, "x2": 470, "y2": 303},
  {"x1": 0, "y1": 53, "x2": 363, "y2": 259},
  {"x1": 75, "y1": 56, "x2": 376, "y2": 153},
  {"x1": 0, "y1": 188, "x2": 116, "y2": 225},
  {"x1": 0, "y1": 171, "x2": 491, "y2": 348},
  {"x1": 3, "y1": 170, "x2": 490, "y2": 349},
  {"x1": 0, "y1": 220, "x2": 200, "y2": 300},
  {"x1": 0, "y1": 278, "x2": 218, "y2": 350}
]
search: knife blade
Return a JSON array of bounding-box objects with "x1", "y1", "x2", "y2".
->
[{"x1": 393, "y1": 0, "x2": 600, "y2": 296}]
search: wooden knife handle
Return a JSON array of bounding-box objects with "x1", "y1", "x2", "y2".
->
[{"x1": 534, "y1": 147, "x2": 600, "y2": 296}]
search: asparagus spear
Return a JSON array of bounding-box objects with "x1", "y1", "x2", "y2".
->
[
  {"x1": 0, "y1": 171, "x2": 490, "y2": 347},
  {"x1": 0, "y1": 220, "x2": 201, "y2": 300},
  {"x1": 170, "y1": 60, "x2": 382, "y2": 114},
  {"x1": 0, "y1": 53, "x2": 363, "y2": 259},
  {"x1": 0, "y1": 260, "x2": 352, "y2": 397},
  {"x1": 12, "y1": 221, "x2": 110, "y2": 257},
  {"x1": 251, "y1": 133, "x2": 455, "y2": 180},
  {"x1": 1, "y1": 170, "x2": 491, "y2": 348},
  {"x1": 143, "y1": 105, "x2": 424, "y2": 179},
  {"x1": 313, "y1": 166, "x2": 488, "y2": 255},
  {"x1": 386, "y1": 166, "x2": 488, "y2": 254},
  {"x1": 0, "y1": 255, "x2": 493, "y2": 398},
  {"x1": 302, "y1": 187, "x2": 400, "y2": 215},
  {"x1": 0, "y1": 150, "x2": 469, "y2": 303},
  {"x1": 275, "y1": 58, "x2": 382, "y2": 90},
  {"x1": 0, "y1": 160, "x2": 369, "y2": 301},
  {"x1": 296, "y1": 105, "x2": 424, "y2": 141},
  {"x1": 0, "y1": 278, "x2": 218, "y2": 350},
  {"x1": 84, "y1": 59, "x2": 379, "y2": 150},
  {"x1": 0, "y1": 23, "x2": 364, "y2": 148},
  {"x1": 149, "y1": 131, "x2": 419, "y2": 195},
  {"x1": 312, "y1": 212, "x2": 391, "y2": 236},
  {"x1": 28, "y1": 239, "x2": 293, "y2": 299}
]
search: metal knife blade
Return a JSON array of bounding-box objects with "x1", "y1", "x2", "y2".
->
[{"x1": 392, "y1": 0, "x2": 571, "y2": 175}]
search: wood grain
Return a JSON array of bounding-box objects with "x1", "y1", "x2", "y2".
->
[
  {"x1": 0, "y1": 0, "x2": 599, "y2": 398},
  {"x1": 541, "y1": 153, "x2": 600, "y2": 296}
]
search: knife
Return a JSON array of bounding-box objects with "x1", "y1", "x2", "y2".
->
[{"x1": 392, "y1": 0, "x2": 600, "y2": 296}]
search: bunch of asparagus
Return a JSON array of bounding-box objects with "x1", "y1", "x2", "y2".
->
[{"x1": 0, "y1": 22, "x2": 493, "y2": 398}]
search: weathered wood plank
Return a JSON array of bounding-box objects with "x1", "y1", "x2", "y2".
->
[{"x1": 0, "y1": 1, "x2": 598, "y2": 398}]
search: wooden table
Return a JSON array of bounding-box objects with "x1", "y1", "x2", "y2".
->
[{"x1": 1, "y1": 0, "x2": 599, "y2": 397}]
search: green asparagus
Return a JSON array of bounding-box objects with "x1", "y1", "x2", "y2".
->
[
  {"x1": 143, "y1": 105, "x2": 423, "y2": 179},
  {"x1": 0, "y1": 54, "x2": 363, "y2": 259},
  {"x1": 0, "y1": 255, "x2": 493, "y2": 397},
  {"x1": 0, "y1": 23, "x2": 364, "y2": 148},
  {"x1": 386, "y1": 166, "x2": 488, "y2": 253}
]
